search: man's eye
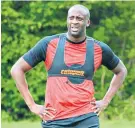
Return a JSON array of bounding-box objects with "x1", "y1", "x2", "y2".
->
[
  {"x1": 77, "y1": 17, "x2": 83, "y2": 21},
  {"x1": 69, "y1": 17, "x2": 74, "y2": 20}
]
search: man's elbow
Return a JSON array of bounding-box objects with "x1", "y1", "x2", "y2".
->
[
  {"x1": 121, "y1": 66, "x2": 127, "y2": 78},
  {"x1": 11, "y1": 65, "x2": 17, "y2": 78},
  {"x1": 10, "y1": 64, "x2": 21, "y2": 78}
]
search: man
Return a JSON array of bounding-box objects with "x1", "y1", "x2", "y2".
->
[{"x1": 11, "y1": 4, "x2": 127, "y2": 128}]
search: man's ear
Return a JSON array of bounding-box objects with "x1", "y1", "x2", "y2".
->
[{"x1": 86, "y1": 20, "x2": 90, "y2": 27}]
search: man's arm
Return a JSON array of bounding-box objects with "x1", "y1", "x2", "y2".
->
[
  {"x1": 11, "y1": 57, "x2": 55, "y2": 119},
  {"x1": 11, "y1": 57, "x2": 35, "y2": 108},
  {"x1": 92, "y1": 60, "x2": 127, "y2": 115},
  {"x1": 102, "y1": 60, "x2": 127, "y2": 104}
]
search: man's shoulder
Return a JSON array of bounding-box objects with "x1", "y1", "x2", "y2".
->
[
  {"x1": 86, "y1": 36, "x2": 104, "y2": 45},
  {"x1": 86, "y1": 36, "x2": 110, "y2": 50},
  {"x1": 41, "y1": 33, "x2": 66, "y2": 42},
  {"x1": 36, "y1": 33, "x2": 66, "y2": 47}
]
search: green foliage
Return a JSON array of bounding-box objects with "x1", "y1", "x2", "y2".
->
[{"x1": 1, "y1": 1, "x2": 135, "y2": 121}]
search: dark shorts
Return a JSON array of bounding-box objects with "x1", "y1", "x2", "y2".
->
[{"x1": 41, "y1": 112, "x2": 99, "y2": 128}]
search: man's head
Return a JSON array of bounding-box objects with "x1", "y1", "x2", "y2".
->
[{"x1": 67, "y1": 4, "x2": 90, "y2": 38}]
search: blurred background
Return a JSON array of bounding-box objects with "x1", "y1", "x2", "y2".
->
[{"x1": 1, "y1": 1, "x2": 135, "y2": 128}]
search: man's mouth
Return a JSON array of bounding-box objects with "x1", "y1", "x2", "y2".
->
[{"x1": 71, "y1": 27, "x2": 79, "y2": 32}]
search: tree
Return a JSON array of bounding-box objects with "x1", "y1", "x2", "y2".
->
[{"x1": 1, "y1": 1, "x2": 135, "y2": 121}]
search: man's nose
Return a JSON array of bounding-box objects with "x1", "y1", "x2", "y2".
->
[{"x1": 72, "y1": 18, "x2": 78, "y2": 24}]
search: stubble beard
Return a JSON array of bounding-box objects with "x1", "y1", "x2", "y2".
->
[{"x1": 69, "y1": 29, "x2": 83, "y2": 38}]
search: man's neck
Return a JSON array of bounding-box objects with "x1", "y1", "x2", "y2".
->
[{"x1": 66, "y1": 33, "x2": 86, "y2": 44}]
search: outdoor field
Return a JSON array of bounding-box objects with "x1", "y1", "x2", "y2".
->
[
  {"x1": 2, "y1": 119, "x2": 135, "y2": 128},
  {"x1": 1, "y1": 1, "x2": 135, "y2": 128}
]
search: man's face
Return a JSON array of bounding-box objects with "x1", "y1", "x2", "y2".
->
[{"x1": 67, "y1": 8, "x2": 89, "y2": 38}]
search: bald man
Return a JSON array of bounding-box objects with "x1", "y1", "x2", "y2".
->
[{"x1": 11, "y1": 4, "x2": 127, "y2": 128}]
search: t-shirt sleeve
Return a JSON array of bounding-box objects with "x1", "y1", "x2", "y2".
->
[
  {"x1": 100, "y1": 42, "x2": 120, "y2": 70},
  {"x1": 23, "y1": 37, "x2": 49, "y2": 67}
]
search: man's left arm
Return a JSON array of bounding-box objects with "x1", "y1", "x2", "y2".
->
[
  {"x1": 92, "y1": 60, "x2": 127, "y2": 115},
  {"x1": 102, "y1": 60, "x2": 127, "y2": 104}
]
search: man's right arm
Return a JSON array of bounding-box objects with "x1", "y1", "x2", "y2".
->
[
  {"x1": 11, "y1": 57, "x2": 35, "y2": 109},
  {"x1": 10, "y1": 35, "x2": 57, "y2": 119},
  {"x1": 11, "y1": 57, "x2": 55, "y2": 119},
  {"x1": 11, "y1": 36, "x2": 48, "y2": 110}
]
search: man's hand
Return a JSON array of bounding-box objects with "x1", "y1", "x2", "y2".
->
[
  {"x1": 91, "y1": 100, "x2": 109, "y2": 116},
  {"x1": 29, "y1": 103, "x2": 56, "y2": 120}
]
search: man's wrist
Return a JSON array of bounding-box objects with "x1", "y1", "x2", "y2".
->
[
  {"x1": 26, "y1": 102, "x2": 36, "y2": 110},
  {"x1": 102, "y1": 98, "x2": 111, "y2": 105}
]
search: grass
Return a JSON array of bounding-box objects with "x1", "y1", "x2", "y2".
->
[
  {"x1": 1, "y1": 119, "x2": 135, "y2": 128},
  {"x1": 100, "y1": 119, "x2": 135, "y2": 128}
]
